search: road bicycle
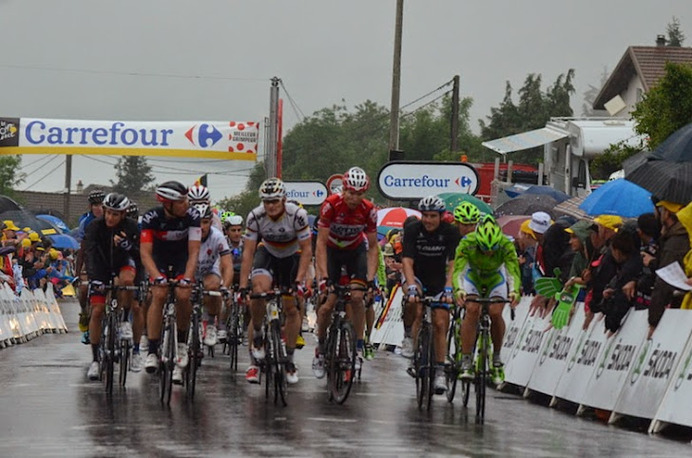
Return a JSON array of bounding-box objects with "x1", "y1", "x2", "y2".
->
[
  {"x1": 223, "y1": 291, "x2": 245, "y2": 373},
  {"x1": 324, "y1": 284, "x2": 365, "y2": 404},
  {"x1": 444, "y1": 303, "x2": 466, "y2": 405},
  {"x1": 157, "y1": 277, "x2": 183, "y2": 405},
  {"x1": 250, "y1": 289, "x2": 292, "y2": 406},
  {"x1": 186, "y1": 284, "x2": 223, "y2": 400},
  {"x1": 412, "y1": 296, "x2": 437, "y2": 411}
]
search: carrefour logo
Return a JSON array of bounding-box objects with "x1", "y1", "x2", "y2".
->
[
  {"x1": 315, "y1": 189, "x2": 324, "y2": 197},
  {"x1": 185, "y1": 123, "x2": 222, "y2": 148},
  {"x1": 456, "y1": 176, "x2": 473, "y2": 188}
]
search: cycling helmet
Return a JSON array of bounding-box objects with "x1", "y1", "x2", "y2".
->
[
  {"x1": 126, "y1": 201, "x2": 138, "y2": 219},
  {"x1": 342, "y1": 167, "x2": 369, "y2": 192},
  {"x1": 188, "y1": 185, "x2": 210, "y2": 203},
  {"x1": 226, "y1": 214, "x2": 243, "y2": 226},
  {"x1": 453, "y1": 202, "x2": 481, "y2": 224},
  {"x1": 220, "y1": 211, "x2": 234, "y2": 221},
  {"x1": 88, "y1": 189, "x2": 105, "y2": 204},
  {"x1": 102, "y1": 193, "x2": 130, "y2": 212},
  {"x1": 418, "y1": 195, "x2": 446, "y2": 213},
  {"x1": 191, "y1": 201, "x2": 210, "y2": 218},
  {"x1": 156, "y1": 181, "x2": 187, "y2": 203},
  {"x1": 480, "y1": 213, "x2": 496, "y2": 226},
  {"x1": 259, "y1": 178, "x2": 286, "y2": 201},
  {"x1": 476, "y1": 220, "x2": 503, "y2": 251}
]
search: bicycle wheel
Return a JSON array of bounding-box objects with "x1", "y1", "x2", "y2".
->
[
  {"x1": 328, "y1": 320, "x2": 356, "y2": 405},
  {"x1": 445, "y1": 317, "x2": 459, "y2": 403},
  {"x1": 426, "y1": 326, "x2": 435, "y2": 411},
  {"x1": 475, "y1": 333, "x2": 488, "y2": 423},
  {"x1": 187, "y1": 313, "x2": 201, "y2": 400},
  {"x1": 159, "y1": 324, "x2": 174, "y2": 405},
  {"x1": 325, "y1": 324, "x2": 337, "y2": 402},
  {"x1": 271, "y1": 321, "x2": 287, "y2": 406},
  {"x1": 105, "y1": 315, "x2": 116, "y2": 396},
  {"x1": 415, "y1": 325, "x2": 430, "y2": 410},
  {"x1": 228, "y1": 306, "x2": 240, "y2": 372},
  {"x1": 119, "y1": 338, "x2": 130, "y2": 388},
  {"x1": 263, "y1": 325, "x2": 272, "y2": 401}
]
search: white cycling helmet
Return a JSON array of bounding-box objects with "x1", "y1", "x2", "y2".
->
[
  {"x1": 342, "y1": 167, "x2": 369, "y2": 192},
  {"x1": 418, "y1": 195, "x2": 446, "y2": 212},
  {"x1": 259, "y1": 178, "x2": 286, "y2": 201},
  {"x1": 227, "y1": 214, "x2": 243, "y2": 226},
  {"x1": 188, "y1": 185, "x2": 210, "y2": 203}
]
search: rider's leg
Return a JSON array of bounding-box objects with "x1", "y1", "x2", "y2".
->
[
  {"x1": 349, "y1": 287, "x2": 366, "y2": 346},
  {"x1": 202, "y1": 273, "x2": 222, "y2": 327},
  {"x1": 147, "y1": 286, "x2": 166, "y2": 355},
  {"x1": 282, "y1": 295, "x2": 300, "y2": 357},
  {"x1": 249, "y1": 274, "x2": 271, "y2": 337},
  {"x1": 316, "y1": 293, "x2": 336, "y2": 354},
  {"x1": 461, "y1": 297, "x2": 480, "y2": 355},
  {"x1": 365, "y1": 296, "x2": 375, "y2": 341},
  {"x1": 88, "y1": 298, "x2": 105, "y2": 361},
  {"x1": 433, "y1": 307, "x2": 450, "y2": 364},
  {"x1": 175, "y1": 285, "x2": 192, "y2": 344},
  {"x1": 489, "y1": 302, "x2": 506, "y2": 362}
]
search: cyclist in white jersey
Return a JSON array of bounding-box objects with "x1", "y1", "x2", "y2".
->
[
  {"x1": 239, "y1": 178, "x2": 312, "y2": 385},
  {"x1": 193, "y1": 204, "x2": 233, "y2": 347}
]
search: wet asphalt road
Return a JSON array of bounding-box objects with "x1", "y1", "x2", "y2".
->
[{"x1": 1, "y1": 299, "x2": 691, "y2": 457}]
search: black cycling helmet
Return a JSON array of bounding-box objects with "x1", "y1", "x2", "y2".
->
[
  {"x1": 156, "y1": 181, "x2": 188, "y2": 203},
  {"x1": 88, "y1": 189, "x2": 105, "y2": 204},
  {"x1": 102, "y1": 193, "x2": 131, "y2": 212},
  {"x1": 126, "y1": 201, "x2": 138, "y2": 219}
]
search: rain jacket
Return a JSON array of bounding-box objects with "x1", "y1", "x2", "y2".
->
[
  {"x1": 649, "y1": 219, "x2": 690, "y2": 326},
  {"x1": 678, "y1": 203, "x2": 692, "y2": 310}
]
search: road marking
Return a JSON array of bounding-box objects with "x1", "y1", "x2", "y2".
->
[{"x1": 306, "y1": 417, "x2": 358, "y2": 423}]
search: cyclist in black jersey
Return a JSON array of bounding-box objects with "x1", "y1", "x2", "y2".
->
[
  {"x1": 140, "y1": 181, "x2": 202, "y2": 381},
  {"x1": 401, "y1": 196, "x2": 460, "y2": 395}
]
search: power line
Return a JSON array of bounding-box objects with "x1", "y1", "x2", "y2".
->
[
  {"x1": 18, "y1": 154, "x2": 54, "y2": 170},
  {"x1": 81, "y1": 155, "x2": 257, "y2": 177},
  {"x1": 278, "y1": 79, "x2": 307, "y2": 122},
  {"x1": 400, "y1": 79, "x2": 454, "y2": 111},
  {"x1": 22, "y1": 157, "x2": 65, "y2": 190},
  {"x1": 401, "y1": 90, "x2": 452, "y2": 118},
  {"x1": 20, "y1": 154, "x2": 60, "y2": 179}
]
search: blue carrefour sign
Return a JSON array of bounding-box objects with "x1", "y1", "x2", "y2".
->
[{"x1": 377, "y1": 161, "x2": 479, "y2": 199}]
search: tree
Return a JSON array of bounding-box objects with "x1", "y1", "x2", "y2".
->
[
  {"x1": 0, "y1": 155, "x2": 25, "y2": 196},
  {"x1": 667, "y1": 16, "x2": 686, "y2": 47},
  {"x1": 110, "y1": 156, "x2": 155, "y2": 194},
  {"x1": 631, "y1": 62, "x2": 692, "y2": 148}
]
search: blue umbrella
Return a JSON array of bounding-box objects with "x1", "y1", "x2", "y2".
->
[
  {"x1": 37, "y1": 214, "x2": 69, "y2": 233},
  {"x1": 48, "y1": 233, "x2": 80, "y2": 250},
  {"x1": 579, "y1": 179, "x2": 654, "y2": 218}
]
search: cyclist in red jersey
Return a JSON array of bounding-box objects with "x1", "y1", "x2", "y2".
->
[{"x1": 312, "y1": 167, "x2": 379, "y2": 378}]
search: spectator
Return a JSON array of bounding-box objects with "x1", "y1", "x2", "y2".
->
[
  {"x1": 564, "y1": 220, "x2": 593, "y2": 289},
  {"x1": 602, "y1": 230, "x2": 643, "y2": 334},
  {"x1": 677, "y1": 202, "x2": 692, "y2": 310},
  {"x1": 1, "y1": 220, "x2": 20, "y2": 247},
  {"x1": 517, "y1": 219, "x2": 538, "y2": 294},
  {"x1": 623, "y1": 213, "x2": 660, "y2": 310},
  {"x1": 649, "y1": 200, "x2": 690, "y2": 335},
  {"x1": 543, "y1": 216, "x2": 576, "y2": 283},
  {"x1": 382, "y1": 243, "x2": 402, "y2": 295}
]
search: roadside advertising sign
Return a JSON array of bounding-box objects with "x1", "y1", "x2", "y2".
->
[
  {"x1": 503, "y1": 308, "x2": 551, "y2": 387},
  {"x1": 283, "y1": 181, "x2": 328, "y2": 206},
  {"x1": 326, "y1": 174, "x2": 343, "y2": 195},
  {"x1": 377, "y1": 161, "x2": 479, "y2": 200},
  {"x1": 651, "y1": 335, "x2": 692, "y2": 431},
  {"x1": 0, "y1": 117, "x2": 259, "y2": 160}
]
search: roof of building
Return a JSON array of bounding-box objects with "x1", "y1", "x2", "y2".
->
[{"x1": 593, "y1": 46, "x2": 692, "y2": 109}]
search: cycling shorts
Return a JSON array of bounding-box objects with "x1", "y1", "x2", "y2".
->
[
  {"x1": 154, "y1": 257, "x2": 187, "y2": 280},
  {"x1": 251, "y1": 245, "x2": 299, "y2": 289},
  {"x1": 406, "y1": 277, "x2": 450, "y2": 310},
  {"x1": 90, "y1": 258, "x2": 137, "y2": 304},
  {"x1": 326, "y1": 243, "x2": 367, "y2": 286},
  {"x1": 460, "y1": 267, "x2": 508, "y2": 300}
]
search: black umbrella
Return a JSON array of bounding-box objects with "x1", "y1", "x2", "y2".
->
[
  {"x1": 649, "y1": 123, "x2": 692, "y2": 162},
  {"x1": 626, "y1": 160, "x2": 692, "y2": 204},
  {"x1": 494, "y1": 194, "x2": 558, "y2": 218},
  {"x1": 0, "y1": 209, "x2": 61, "y2": 236},
  {"x1": 0, "y1": 195, "x2": 22, "y2": 214}
]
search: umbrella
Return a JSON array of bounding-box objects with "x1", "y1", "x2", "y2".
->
[
  {"x1": 554, "y1": 195, "x2": 593, "y2": 222},
  {"x1": 47, "y1": 233, "x2": 79, "y2": 250},
  {"x1": 504, "y1": 184, "x2": 531, "y2": 198},
  {"x1": 0, "y1": 196, "x2": 22, "y2": 213},
  {"x1": 649, "y1": 122, "x2": 692, "y2": 162},
  {"x1": 578, "y1": 178, "x2": 654, "y2": 217},
  {"x1": 0, "y1": 210, "x2": 60, "y2": 236},
  {"x1": 495, "y1": 194, "x2": 558, "y2": 218},
  {"x1": 626, "y1": 160, "x2": 692, "y2": 204},
  {"x1": 37, "y1": 214, "x2": 69, "y2": 233},
  {"x1": 436, "y1": 192, "x2": 493, "y2": 215},
  {"x1": 377, "y1": 207, "x2": 421, "y2": 234},
  {"x1": 503, "y1": 185, "x2": 569, "y2": 203},
  {"x1": 496, "y1": 215, "x2": 530, "y2": 239}
]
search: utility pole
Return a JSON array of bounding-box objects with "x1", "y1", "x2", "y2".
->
[
  {"x1": 63, "y1": 155, "x2": 72, "y2": 221},
  {"x1": 266, "y1": 77, "x2": 280, "y2": 178},
  {"x1": 451, "y1": 74, "x2": 460, "y2": 154},
  {"x1": 388, "y1": 0, "x2": 404, "y2": 155}
]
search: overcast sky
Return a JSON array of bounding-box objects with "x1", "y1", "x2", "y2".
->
[{"x1": 1, "y1": 0, "x2": 690, "y2": 201}]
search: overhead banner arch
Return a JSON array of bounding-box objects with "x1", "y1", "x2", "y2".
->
[{"x1": 0, "y1": 117, "x2": 259, "y2": 161}]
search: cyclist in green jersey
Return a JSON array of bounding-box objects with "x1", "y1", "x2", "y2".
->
[{"x1": 452, "y1": 216, "x2": 521, "y2": 385}]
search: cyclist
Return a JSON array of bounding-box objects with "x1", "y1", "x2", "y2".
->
[
  {"x1": 140, "y1": 181, "x2": 201, "y2": 384},
  {"x1": 222, "y1": 213, "x2": 245, "y2": 342},
  {"x1": 401, "y1": 195, "x2": 460, "y2": 394},
  {"x1": 188, "y1": 184, "x2": 223, "y2": 231},
  {"x1": 239, "y1": 178, "x2": 312, "y2": 385},
  {"x1": 313, "y1": 167, "x2": 378, "y2": 378},
  {"x1": 83, "y1": 193, "x2": 141, "y2": 379},
  {"x1": 453, "y1": 201, "x2": 481, "y2": 237},
  {"x1": 192, "y1": 204, "x2": 233, "y2": 346},
  {"x1": 75, "y1": 189, "x2": 105, "y2": 342},
  {"x1": 453, "y1": 216, "x2": 521, "y2": 385}
]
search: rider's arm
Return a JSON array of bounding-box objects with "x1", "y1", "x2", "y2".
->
[
  {"x1": 139, "y1": 231, "x2": 159, "y2": 280},
  {"x1": 452, "y1": 238, "x2": 470, "y2": 295},
  {"x1": 314, "y1": 227, "x2": 330, "y2": 281},
  {"x1": 401, "y1": 257, "x2": 416, "y2": 287},
  {"x1": 238, "y1": 238, "x2": 256, "y2": 290},
  {"x1": 183, "y1": 211, "x2": 202, "y2": 281},
  {"x1": 219, "y1": 253, "x2": 233, "y2": 288},
  {"x1": 82, "y1": 222, "x2": 98, "y2": 279},
  {"x1": 365, "y1": 231, "x2": 378, "y2": 282},
  {"x1": 501, "y1": 238, "x2": 522, "y2": 295},
  {"x1": 295, "y1": 236, "x2": 313, "y2": 284}
]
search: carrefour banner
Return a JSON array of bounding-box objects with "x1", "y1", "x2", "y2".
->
[{"x1": 0, "y1": 117, "x2": 259, "y2": 161}]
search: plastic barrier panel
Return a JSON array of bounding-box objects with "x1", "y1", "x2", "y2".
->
[
  {"x1": 0, "y1": 288, "x2": 12, "y2": 345},
  {"x1": 45, "y1": 284, "x2": 68, "y2": 332},
  {"x1": 527, "y1": 304, "x2": 587, "y2": 396},
  {"x1": 650, "y1": 336, "x2": 692, "y2": 432},
  {"x1": 553, "y1": 314, "x2": 609, "y2": 405},
  {"x1": 580, "y1": 310, "x2": 648, "y2": 411},
  {"x1": 612, "y1": 310, "x2": 692, "y2": 420},
  {"x1": 370, "y1": 286, "x2": 405, "y2": 347},
  {"x1": 504, "y1": 309, "x2": 551, "y2": 387},
  {"x1": 499, "y1": 297, "x2": 530, "y2": 367}
]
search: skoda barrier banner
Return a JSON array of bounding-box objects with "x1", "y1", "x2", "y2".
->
[
  {"x1": 0, "y1": 117, "x2": 259, "y2": 160},
  {"x1": 283, "y1": 181, "x2": 328, "y2": 206},
  {"x1": 651, "y1": 334, "x2": 692, "y2": 431},
  {"x1": 377, "y1": 161, "x2": 479, "y2": 200},
  {"x1": 503, "y1": 309, "x2": 551, "y2": 387}
]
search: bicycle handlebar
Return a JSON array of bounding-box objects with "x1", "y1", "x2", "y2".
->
[{"x1": 249, "y1": 289, "x2": 294, "y2": 300}]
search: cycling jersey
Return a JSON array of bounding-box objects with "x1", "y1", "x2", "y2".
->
[
  {"x1": 402, "y1": 220, "x2": 460, "y2": 295},
  {"x1": 228, "y1": 239, "x2": 243, "y2": 274},
  {"x1": 76, "y1": 211, "x2": 97, "y2": 242},
  {"x1": 318, "y1": 193, "x2": 376, "y2": 250},
  {"x1": 196, "y1": 226, "x2": 230, "y2": 279},
  {"x1": 84, "y1": 216, "x2": 141, "y2": 282},
  {"x1": 245, "y1": 202, "x2": 310, "y2": 258},
  {"x1": 140, "y1": 206, "x2": 202, "y2": 272},
  {"x1": 452, "y1": 231, "x2": 521, "y2": 296}
]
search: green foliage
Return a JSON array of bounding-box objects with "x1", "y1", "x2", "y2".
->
[
  {"x1": 631, "y1": 62, "x2": 692, "y2": 149},
  {"x1": 667, "y1": 16, "x2": 685, "y2": 47},
  {"x1": 480, "y1": 69, "x2": 576, "y2": 163},
  {"x1": 110, "y1": 156, "x2": 155, "y2": 195},
  {"x1": 590, "y1": 140, "x2": 644, "y2": 180},
  {"x1": 0, "y1": 155, "x2": 25, "y2": 197},
  {"x1": 216, "y1": 162, "x2": 265, "y2": 218}
]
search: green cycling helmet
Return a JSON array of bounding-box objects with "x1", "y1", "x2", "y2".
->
[
  {"x1": 220, "y1": 211, "x2": 235, "y2": 221},
  {"x1": 453, "y1": 201, "x2": 481, "y2": 224},
  {"x1": 476, "y1": 220, "x2": 503, "y2": 251}
]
